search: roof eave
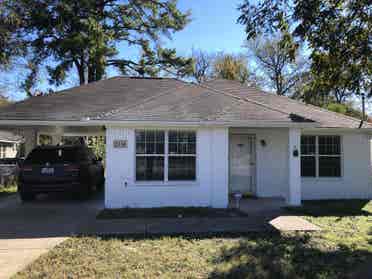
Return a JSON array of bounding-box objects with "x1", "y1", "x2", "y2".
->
[{"x1": 0, "y1": 119, "x2": 319, "y2": 128}]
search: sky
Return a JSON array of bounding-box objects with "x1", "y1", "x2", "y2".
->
[
  {"x1": 165, "y1": 0, "x2": 247, "y2": 54},
  {"x1": 2, "y1": 0, "x2": 248, "y2": 101}
]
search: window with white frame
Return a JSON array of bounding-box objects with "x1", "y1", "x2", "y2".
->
[
  {"x1": 168, "y1": 131, "x2": 196, "y2": 181},
  {"x1": 301, "y1": 135, "x2": 342, "y2": 177},
  {"x1": 135, "y1": 130, "x2": 196, "y2": 182}
]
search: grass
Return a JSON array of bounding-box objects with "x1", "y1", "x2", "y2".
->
[
  {"x1": 0, "y1": 184, "x2": 17, "y2": 199},
  {"x1": 97, "y1": 207, "x2": 247, "y2": 219},
  {"x1": 13, "y1": 200, "x2": 372, "y2": 279}
]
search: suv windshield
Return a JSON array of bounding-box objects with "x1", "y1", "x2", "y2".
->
[{"x1": 25, "y1": 147, "x2": 84, "y2": 164}]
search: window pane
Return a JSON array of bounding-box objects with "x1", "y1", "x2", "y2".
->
[
  {"x1": 136, "y1": 130, "x2": 164, "y2": 155},
  {"x1": 136, "y1": 143, "x2": 145, "y2": 154},
  {"x1": 319, "y1": 136, "x2": 340, "y2": 155},
  {"x1": 136, "y1": 157, "x2": 164, "y2": 181},
  {"x1": 168, "y1": 131, "x2": 196, "y2": 155},
  {"x1": 136, "y1": 130, "x2": 146, "y2": 154},
  {"x1": 319, "y1": 156, "x2": 341, "y2": 177},
  {"x1": 146, "y1": 131, "x2": 155, "y2": 142},
  {"x1": 169, "y1": 143, "x2": 177, "y2": 154},
  {"x1": 301, "y1": 156, "x2": 316, "y2": 177},
  {"x1": 301, "y1": 136, "x2": 316, "y2": 155},
  {"x1": 168, "y1": 156, "x2": 196, "y2": 180}
]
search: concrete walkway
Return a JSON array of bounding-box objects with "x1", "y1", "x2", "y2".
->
[
  {"x1": 0, "y1": 237, "x2": 66, "y2": 279},
  {"x1": 82, "y1": 216, "x2": 274, "y2": 235},
  {"x1": 269, "y1": 216, "x2": 321, "y2": 231}
]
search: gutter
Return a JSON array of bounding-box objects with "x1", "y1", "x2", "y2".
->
[{"x1": 0, "y1": 119, "x2": 320, "y2": 129}]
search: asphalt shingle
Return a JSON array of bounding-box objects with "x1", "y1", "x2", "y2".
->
[{"x1": 0, "y1": 76, "x2": 367, "y2": 128}]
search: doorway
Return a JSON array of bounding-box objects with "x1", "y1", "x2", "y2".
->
[{"x1": 229, "y1": 134, "x2": 256, "y2": 194}]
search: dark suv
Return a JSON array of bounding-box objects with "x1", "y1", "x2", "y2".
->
[{"x1": 18, "y1": 145, "x2": 104, "y2": 201}]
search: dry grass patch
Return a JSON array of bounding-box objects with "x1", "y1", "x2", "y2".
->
[{"x1": 14, "y1": 200, "x2": 372, "y2": 279}]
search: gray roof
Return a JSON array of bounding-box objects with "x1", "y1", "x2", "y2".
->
[
  {"x1": 202, "y1": 79, "x2": 370, "y2": 128},
  {"x1": 0, "y1": 76, "x2": 367, "y2": 128},
  {"x1": 0, "y1": 131, "x2": 22, "y2": 143},
  {"x1": 0, "y1": 77, "x2": 184, "y2": 121}
]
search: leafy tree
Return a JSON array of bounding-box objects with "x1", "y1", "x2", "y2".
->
[
  {"x1": 244, "y1": 35, "x2": 308, "y2": 96},
  {"x1": 0, "y1": 96, "x2": 9, "y2": 107},
  {"x1": 213, "y1": 54, "x2": 250, "y2": 84},
  {"x1": 238, "y1": 0, "x2": 371, "y2": 102},
  {"x1": 190, "y1": 48, "x2": 214, "y2": 83},
  {"x1": 326, "y1": 102, "x2": 364, "y2": 120},
  {"x1": 3, "y1": 0, "x2": 192, "y2": 96},
  {"x1": 0, "y1": 1, "x2": 26, "y2": 68}
]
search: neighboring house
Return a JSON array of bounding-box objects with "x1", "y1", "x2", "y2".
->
[
  {"x1": 0, "y1": 77, "x2": 371, "y2": 208},
  {"x1": 0, "y1": 131, "x2": 22, "y2": 159},
  {"x1": 0, "y1": 131, "x2": 22, "y2": 185}
]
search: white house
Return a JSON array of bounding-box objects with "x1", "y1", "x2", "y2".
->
[{"x1": 0, "y1": 77, "x2": 371, "y2": 208}]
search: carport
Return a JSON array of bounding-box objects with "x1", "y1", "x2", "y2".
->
[{"x1": 1, "y1": 125, "x2": 104, "y2": 157}]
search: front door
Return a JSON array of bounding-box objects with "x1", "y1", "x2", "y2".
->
[{"x1": 229, "y1": 134, "x2": 256, "y2": 194}]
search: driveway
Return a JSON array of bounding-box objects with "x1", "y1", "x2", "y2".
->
[{"x1": 0, "y1": 193, "x2": 103, "y2": 278}]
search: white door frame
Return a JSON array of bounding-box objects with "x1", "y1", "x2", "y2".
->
[{"x1": 228, "y1": 134, "x2": 256, "y2": 195}]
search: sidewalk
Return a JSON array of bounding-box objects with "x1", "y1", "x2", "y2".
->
[{"x1": 79, "y1": 216, "x2": 275, "y2": 236}]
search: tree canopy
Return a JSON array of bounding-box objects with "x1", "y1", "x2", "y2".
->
[
  {"x1": 1, "y1": 0, "x2": 192, "y2": 96},
  {"x1": 213, "y1": 54, "x2": 250, "y2": 84},
  {"x1": 238, "y1": 0, "x2": 371, "y2": 103}
]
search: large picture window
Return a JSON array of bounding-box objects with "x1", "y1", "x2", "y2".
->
[
  {"x1": 301, "y1": 135, "x2": 341, "y2": 177},
  {"x1": 135, "y1": 130, "x2": 196, "y2": 182}
]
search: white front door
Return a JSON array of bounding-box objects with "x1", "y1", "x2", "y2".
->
[{"x1": 229, "y1": 134, "x2": 256, "y2": 194}]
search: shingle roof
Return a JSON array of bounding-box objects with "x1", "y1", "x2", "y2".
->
[
  {"x1": 95, "y1": 82, "x2": 300, "y2": 124},
  {"x1": 202, "y1": 79, "x2": 370, "y2": 128},
  {"x1": 0, "y1": 76, "x2": 367, "y2": 128},
  {"x1": 0, "y1": 77, "x2": 184, "y2": 121}
]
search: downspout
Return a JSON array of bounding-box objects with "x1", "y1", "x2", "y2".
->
[{"x1": 359, "y1": 92, "x2": 365, "y2": 129}]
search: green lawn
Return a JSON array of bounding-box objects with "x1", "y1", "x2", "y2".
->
[
  {"x1": 0, "y1": 185, "x2": 17, "y2": 199},
  {"x1": 14, "y1": 200, "x2": 372, "y2": 279}
]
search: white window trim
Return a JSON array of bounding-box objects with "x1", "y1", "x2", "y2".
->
[
  {"x1": 301, "y1": 135, "x2": 343, "y2": 178},
  {"x1": 134, "y1": 130, "x2": 198, "y2": 185}
]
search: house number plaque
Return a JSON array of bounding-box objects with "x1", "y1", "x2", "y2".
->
[{"x1": 113, "y1": 139, "x2": 128, "y2": 148}]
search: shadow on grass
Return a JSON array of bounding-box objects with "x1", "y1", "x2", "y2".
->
[
  {"x1": 285, "y1": 199, "x2": 371, "y2": 217},
  {"x1": 208, "y1": 232, "x2": 372, "y2": 279}
]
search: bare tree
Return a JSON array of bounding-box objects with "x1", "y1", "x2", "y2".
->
[
  {"x1": 191, "y1": 49, "x2": 214, "y2": 83},
  {"x1": 244, "y1": 35, "x2": 308, "y2": 96}
]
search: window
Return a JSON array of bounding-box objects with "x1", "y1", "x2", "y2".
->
[
  {"x1": 135, "y1": 130, "x2": 196, "y2": 182},
  {"x1": 168, "y1": 131, "x2": 196, "y2": 180},
  {"x1": 301, "y1": 135, "x2": 341, "y2": 177}
]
